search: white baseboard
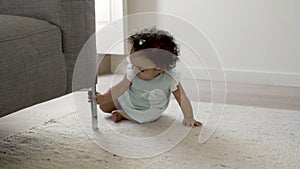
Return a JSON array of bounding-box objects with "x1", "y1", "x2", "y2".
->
[
  {"x1": 180, "y1": 67, "x2": 300, "y2": 87},
  {"x1": 111, "y1": 59, "x2": 300, "y2": 87}
]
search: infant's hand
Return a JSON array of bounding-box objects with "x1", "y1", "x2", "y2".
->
[
  {"x1": 88, "y1": 91, "x2": 103, "y2": 104},
  {"x1": 182, "y1": 117, "x2": 202, "y2": 128}
]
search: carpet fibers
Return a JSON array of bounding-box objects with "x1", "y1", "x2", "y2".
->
[{"x1": 0, "y1": 103, "x2": 299, "y2": 169}]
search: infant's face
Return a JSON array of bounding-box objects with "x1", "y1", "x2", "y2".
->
[
  {"x1": 135, "y1": 67, "x2": 163, "y2": 80},
  {"x1": 129, "y1": 51, "x2": 164, "y2": 80}
]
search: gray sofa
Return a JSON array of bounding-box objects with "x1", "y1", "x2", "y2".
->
[{"x1": 0, "y1": 0, "x2": 95, "y2": 117}]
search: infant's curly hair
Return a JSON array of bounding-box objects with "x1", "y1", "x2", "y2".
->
[{"x1": 128, "y1": 27, "x2": 180, "y2": 69}]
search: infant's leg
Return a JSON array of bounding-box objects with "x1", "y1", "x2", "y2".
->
[
  {"x1": 98, "y1": 99, "x2": 127, "y2": 122},
  {"x1": 98, "y1": 96, "x2": 135, "y2": 123},
  {"x1": 99, "y1": 100, "x2": 118, "y2": 113}
]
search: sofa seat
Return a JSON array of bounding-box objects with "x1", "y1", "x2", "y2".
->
[{"x1": 0, "y1": 15, "x2": 67, "y2": 116}]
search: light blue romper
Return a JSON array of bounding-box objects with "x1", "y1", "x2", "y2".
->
[{"x1": 117, "y1": 58, "x2": 180, "y2": 123}]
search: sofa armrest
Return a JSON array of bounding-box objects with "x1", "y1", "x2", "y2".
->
[{"x1": 0, "y1": 0, "x2": 95, "y2": 92}]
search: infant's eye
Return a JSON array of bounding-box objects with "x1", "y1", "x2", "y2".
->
[{"x1": 136, "y1": 66, "x2": 145, "y2": 72}]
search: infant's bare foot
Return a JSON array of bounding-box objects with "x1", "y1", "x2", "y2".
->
[{"x1": 111, "y1": 110, "x2": 124, "y2": 122}]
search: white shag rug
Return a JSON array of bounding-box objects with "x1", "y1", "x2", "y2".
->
[{"x1": 0, "y1": 101, "x2": 299, "y2": 169}]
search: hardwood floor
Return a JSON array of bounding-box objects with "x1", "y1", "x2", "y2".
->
[{"x1": 181, "y1": 78, "x2": 300, "y2": 110}]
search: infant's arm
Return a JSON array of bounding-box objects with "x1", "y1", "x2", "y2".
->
[
  {"x1": 96, "y1": 75, "x2": 131, "y2": 105},
  {"x1": 172, "y1": 83, "x2": 202, "y2": 127},
  {"x1": 172, "y1": 83, "x2": 194, "y2": 118},
  {"x1": 111, "y1": 75, "x2": 131, "y2": 96}
]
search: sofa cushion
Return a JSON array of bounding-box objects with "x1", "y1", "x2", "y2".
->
[
  {"x1": 0, "y1": 15, "x2": 67, "y2": 116},
  {"x1": 0, "y1": 15, "x2": 60, "y2": 42}
]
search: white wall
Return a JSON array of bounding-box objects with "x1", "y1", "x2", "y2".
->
[{"x1": 116, "y1": 0, "x2": 300, "y2": 86}]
